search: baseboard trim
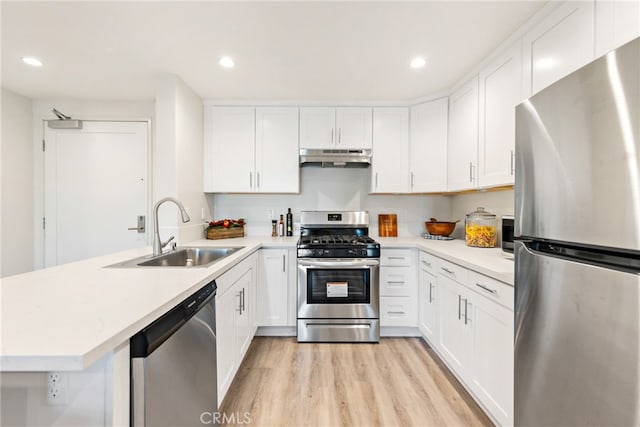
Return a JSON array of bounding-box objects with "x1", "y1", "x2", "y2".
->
[
  {"x1": 381, "y1": 326, "x2": 421, "y2": 337},
  {"x1": 256, "y1": 326, "x2": 296, "y2": 336}
]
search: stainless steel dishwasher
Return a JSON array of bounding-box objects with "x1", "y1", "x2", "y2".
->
[{"x1": 130, "y1": 280, "x2": 217, "y2": 426}]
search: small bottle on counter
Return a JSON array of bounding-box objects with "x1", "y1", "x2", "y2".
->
[
  {"x1": 271, "y1": 220, "x2": 278, "y2": 237},
  {"x1": 278, "y1": 215, "x2": 285, "y2": 237},
  {"x1": 286, "y1": 208, "x2": 293, "y2": 237}
]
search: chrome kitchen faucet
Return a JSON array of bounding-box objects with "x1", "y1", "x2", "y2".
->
[{"x1": 152, "y1": 197, "x2": 191, "y2": 256}]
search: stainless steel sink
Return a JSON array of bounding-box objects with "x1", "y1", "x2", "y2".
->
[{"x1": 107, "y1": 247, "x2": 244, "y2": 268}]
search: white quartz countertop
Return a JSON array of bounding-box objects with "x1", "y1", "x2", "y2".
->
[
  {"x1": 376, "y1": 237, "x2": 514, "y2": 285},
  {"x1": 0, "y1": 237, "x2": 296, "y2": 372},
  {"x1": 0, "y1": 235, "x2": 512, "y2": 372}
]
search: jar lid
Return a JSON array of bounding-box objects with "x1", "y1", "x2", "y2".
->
[{"x1": 466, "y1": 207, "x2": 496, "y2": 219}]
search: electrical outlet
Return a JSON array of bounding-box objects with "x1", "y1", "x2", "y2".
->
[{"x1": 46, "y1": 371, "x2": 68, "y2": 405}]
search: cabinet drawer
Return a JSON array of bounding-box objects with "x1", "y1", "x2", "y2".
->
[
  {"x1": 380, "y1": 249, "x2": 414, "y2": 266},
  {"x1": 437, "y1": 258, "x2": 469, "y2": 285},
  {"x1": 468, "y1": 271, "x2": 514, "y2": 310},
  {"x1": 380, "y1": 296, "x2": 418, "y2": 327},
  {"x1": 419, "y1": 251, "x2": 438, "y2": 275},
  {"x1": 380, "y1": 266, "x2": 414, "y2": 297}
]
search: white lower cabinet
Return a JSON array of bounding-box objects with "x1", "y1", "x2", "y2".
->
[
  {"x1": 379, "y1": 249, "x2": 417, "y2": 327},
  {"x1": 421, "y1": 253, "x2": 513, "y2": 426},
  {"x1": 258, "y1": 249, "x2": 289, "y2": 326},
  {"x1": 215, "y1": 254, "x2": 257, "y2": 406},
  {"x1": 418, "y1": 255, "x2": 438, "y2": 345},
  {"x1": 437, "y1": 274, "x2": 474, "y2": 377},
  {"x1": 470, "y1": 285, "x2": 514, "y2": 427},
  {"x1": 380, "y1": 296, "x2": 418, "y2": 327}
]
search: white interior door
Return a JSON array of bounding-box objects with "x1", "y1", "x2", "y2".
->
[{"x1": 44, "y1": 121, "x2": 149, "y2": 267}]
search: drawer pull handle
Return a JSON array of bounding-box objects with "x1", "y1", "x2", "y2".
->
[
  {"x1": 421, "y1": 260, "x2": 432, "y2": 267},
  {"x1": 441, "y1": 267, "x2": 454, "y2": 274},
  {"x1": 387, "y1": 281, "x2": 405, "y2": 285},
  {"x1": 387, "y1": 256, "x2": 405, "y2": 260},
  {"x1": 475, "y1": 283, "x2": 497, "y2": 294},
  {"x1": 387, "y1": 311, "x2": 405, "y2": 315}
]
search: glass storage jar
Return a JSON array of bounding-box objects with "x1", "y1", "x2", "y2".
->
[{"x1": 465, "y1": 207, "x2": 497, "y2": 248}]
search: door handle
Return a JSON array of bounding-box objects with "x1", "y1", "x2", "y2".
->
[
  {"x1": 464, "y1": 299, "x2": 469, "y2": 325},
  {"x1": 411, "y1": 172, "x2": 415, "y2": 189},
  {"x1": 237, "y1": 291, "x2": 242, "y2": 313},
  {"x1": 257, "y1": 172, "x2": 260, "y2": 189},
  {"x1": 510, "y1": 150, "x2": 515, "y2": 175},
  {"x1": 241, "y1": 288, "x2": 245, "y2": 313},
  {"x1": 282, "y1": 254, "x2": 286, "y2": 272},
  {"x1": 249, "y1": 172, "x2": 253, "y2": 189},
  {"x1": 331, "y1": 128, "x2": 334, "y2": 144},
  {"x1": 338, "y1": 128, "x2": 342, "y2": 144},
  {"x1": 458, "y1": 295, "x2": 462, "y2": 320},
  {"x1": 127, "y1": 215, "x2": 146, "y2": 233},
  {"x1": 429, "y1": 282, "x2": 434, "y2": 303}
]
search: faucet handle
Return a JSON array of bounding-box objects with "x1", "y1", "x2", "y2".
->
[{"x1": 161, "y1": 235, "x2": 175, "y2": 249}]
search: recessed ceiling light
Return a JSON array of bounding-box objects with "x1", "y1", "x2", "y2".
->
[
  {"x1": 410, "y1": 57, "x2": 426, "y2": 69},
  {"x1": 219, "y1": 56, "x2": 235, "y2": 68},
  {"x1": 22, "y1": 56, "x2": 43, "y2": 67}
]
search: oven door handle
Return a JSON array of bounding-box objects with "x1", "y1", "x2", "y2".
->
[{"x1": 297, "y1": 258, "x2": 380, "y2": 268}]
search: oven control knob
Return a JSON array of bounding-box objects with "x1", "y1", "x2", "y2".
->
[{"x1": 361, "y1": 249, "x2": 368, "y2": 256}]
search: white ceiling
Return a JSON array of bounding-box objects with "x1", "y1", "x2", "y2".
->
[{"x1": 1, "y1": 1, "x2": 547, "y2": 102}]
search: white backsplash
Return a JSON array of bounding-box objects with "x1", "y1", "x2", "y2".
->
[{"x1": 207, "y1": 168, "x2": 452, "y2": 237}]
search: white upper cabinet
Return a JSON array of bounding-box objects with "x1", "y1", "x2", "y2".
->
[
  {"x1": 522, "y1": 1, "x2": 595, "y2": 97},
  {"x1": 299, "y1": 107, "x2": 372, "y2": 149},
  {"x1": 204, "y1": 107, "x2": 255, "y2": 193},
  {"x1": 447, "y1": 76, "x2": 479, "y2": 192},
  {"x1": 409, "y1": 98, "x2": 448, "y2": 193},
  {"x1": 255, "y1": 107, "x2": 299, "y2": 193},
  {"x1": 299, "y1": 107, "x2": 334, "y2": 149},
  {"x1": 336, "y1": 107, "x2": 373, "y2": 149},
  {"x1": 204, "y1": 106, "x2": 299, "y2": 193},
  {"x1": 595, "y1": 0, "x2": 640, "y2": 57},
  {"x1": 478, "y1": 42, "x2": 522, "y2": 188},
  {"x1": 371, "y1": 107, "x2": 409, "y2": 193}
]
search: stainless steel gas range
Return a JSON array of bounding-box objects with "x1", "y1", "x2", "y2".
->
[{"x1": 296, "y1": 211, "x2": 380, "y2": 343}]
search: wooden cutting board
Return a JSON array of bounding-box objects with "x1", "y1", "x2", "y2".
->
[{"x1": 378, "y1": 214, "x2": 398, "y2": 237}]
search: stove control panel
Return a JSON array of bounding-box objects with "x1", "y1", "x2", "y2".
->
[{"x1": 297, "y1": 247, "x2": 380, "y2": 259}]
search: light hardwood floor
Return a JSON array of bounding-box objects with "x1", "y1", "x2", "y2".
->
[{"x1": 220, "y1": 337, "x2": 493, "y2": 427}]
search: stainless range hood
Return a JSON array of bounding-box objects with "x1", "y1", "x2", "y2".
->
[{"x1": 299, "y1": 148, "x2": 371, "y2": 168}]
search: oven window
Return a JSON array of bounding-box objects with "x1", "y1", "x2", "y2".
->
[{"x1": 307, "y1": 269, "x2": 370, "y2": 304}]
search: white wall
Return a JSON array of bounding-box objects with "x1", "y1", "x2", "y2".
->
[
  {"x1": 449, "y1": 188, "x2": 514, "y2": 240},
  {"x1": 1, "y1": 88, "x2": 34, "y2": 277},
  {"x1": 32, "y1": 99, "x2": 155, "y2": 270},
  {"x1": 154, "y1": 75, "x2": 210, "y2": 244},
  {"x1": 209, "y1": 167, "x2": 452, "y2": 237},
  {"x1": 0, "y1": 353, "x2": 112, "y2": 427}
]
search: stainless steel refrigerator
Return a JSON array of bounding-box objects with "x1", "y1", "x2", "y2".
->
[{"x1": 514, "y1": 37, "x2": 640, "y2": 426}]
